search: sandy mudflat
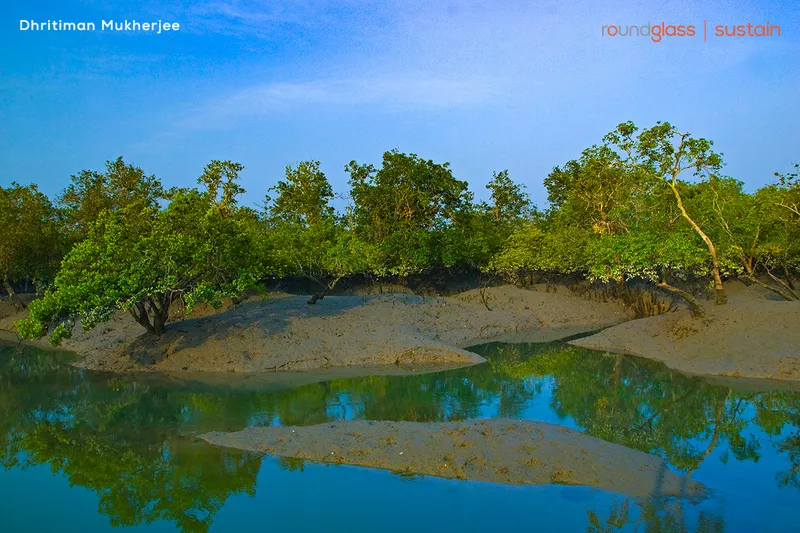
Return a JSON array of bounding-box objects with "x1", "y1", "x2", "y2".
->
[
  {"x1": 571, "y1": 282, "x2": 800, "y2": 381},
  {"x1": 200, "y1": 419, "x2": 706, "y2": 500},
  {"x1": 0, "y1": 285, "x2": 627, "y2": 373},
  {"x1": 3, "y1": 281, "x2": 798, "y2": 381}
]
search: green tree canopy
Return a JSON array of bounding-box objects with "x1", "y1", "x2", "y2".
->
[
  {"x1": 346, "y1": 150, "x2": 473, "y2": 275},
  {"x1": 485, "y1": 169, "x2": 530, "y2": 224},
  {"x1": 0, "y1": 183, "x2": 66, "y2": 305},
  {"x1": 58, "y1": 157, "x2": 164, "y2": 239},
  {"x1": 264, "y1": 161, "x2": 378, "y2": 302},
  {"x1": 16, "y1": 161, "x2": 262, "y2": 343},
  {"x1": 544, "y1": 145, "x2": 642, "y2": 235},
  {"x1": 265, "y1": 160, "x2": 335, "y2": 226},
  {"x1": 603, "y1": 121, "x2": 728, "y2": 305}
]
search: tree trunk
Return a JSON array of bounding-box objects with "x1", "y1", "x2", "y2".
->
[
  {"x1": 741, "y1": 274, "x2": 798, "y2": 302},
  {"x1": 3, "y1": 280, "x2": 26, "y2": 310},
  {"x1": 687, "y1": 393, "x2": 729, "y2": 477},
  {"x1": 130, "y1": 302, "x2": 155, "y2": 335},
  {"x1": 765, "y1": 269, "x2": 800, "y2": 300},
  {"x1": 669, "y1": 183, "x2": 727, "y2": 305},
  {"x1": 307, "y1": 276, "x2": 344, "y2": 305},
  {"x1": 148, "y1": 294, "x2": 170, "y2": 336},
  {"x1": 782, "y1": 262, "x2": 796, "y2": 290},
  {"x1": 152, "y1": 311, "x2": 167, "y2": 335},
  {"x1": 307, "y1": 292, "x2": 325, "y2": 305},
  {"x1": 612, "y1": 354, "x2": 623, "y2": 385},
  {"x1": 129, "y1": 294, "x2": 171, "y2": 336},
  {"x1": 656, "y1": 281, "x2": 705, "y2": 318}
]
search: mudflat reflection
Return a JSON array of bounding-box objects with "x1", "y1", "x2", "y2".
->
[{"x1": 1, "y1": 341, "x2": 798, "y2": 532}]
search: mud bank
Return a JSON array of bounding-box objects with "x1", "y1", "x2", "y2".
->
[
  {"x1": 200, "y1": 419, "x2": 706, "y2": 499},
  {"x1": 0, "y1": 285, "x2": 627, "y2": 373},
  {"x1": 571, "y1": 282, "x2": 800, "y2": 381}
]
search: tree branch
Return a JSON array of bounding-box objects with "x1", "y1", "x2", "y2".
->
[{"x1": 655, "y1": 281, "x2": 705, "y2": 317}]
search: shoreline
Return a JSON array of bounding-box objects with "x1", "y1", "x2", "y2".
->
[
  {"x1": 571, "y1": 282, "x2": 800, "y2": 382},
  {"x1": 0, "y1": 285, "x2": 629, "y2": 374},
  {"x1": 3, "y1": 281, "x2": 798, "y2": 383}
]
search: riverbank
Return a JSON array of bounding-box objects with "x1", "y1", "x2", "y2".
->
[
  {"x1": 0, "y1": 285, "x2": 628, "y2": 373},
  {"x1": 200, "y1": 419, "x2": 707, "y2": 499},
  {"x1": 571, "y1": 282, "x2": 800, "y2": 381},
  {"x1": 6, "y1": 280, "x2": 796, "y2": 381}
]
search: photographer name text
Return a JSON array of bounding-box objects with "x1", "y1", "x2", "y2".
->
[{"x1": 19, "y1": 19, "x2": 180, "y2": 34}]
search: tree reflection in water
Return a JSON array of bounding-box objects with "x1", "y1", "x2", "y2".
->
[
  {"x1": 0, "y1": 346, "x2": 260, "y2": 533},
  {"x1": 586, "y1": 496, "x2": 725, "y2": 533},
  {"x1": 1, "y1": 340, "x2": 798, "y2": 532}
]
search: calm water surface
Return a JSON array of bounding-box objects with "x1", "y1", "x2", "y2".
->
[{"x1": 0, "y1": 340, "x2": 798, "y2": 532}]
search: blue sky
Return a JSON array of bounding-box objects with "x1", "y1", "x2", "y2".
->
[{"x1": 1, "y1": 0, "x2": 798, "y2": 211}]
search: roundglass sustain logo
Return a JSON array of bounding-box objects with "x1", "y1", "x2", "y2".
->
[{"x1": 601, "y1": 21, "x2": 781, "y2": 43}]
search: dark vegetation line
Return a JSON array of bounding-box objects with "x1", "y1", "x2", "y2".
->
[{"x1": 1, "y1": 121, "x2": 798, "y2": 344}]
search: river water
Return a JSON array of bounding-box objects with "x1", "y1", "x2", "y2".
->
[{"x1": 0, "y1": 340, "x2": 797, "y2": 532}]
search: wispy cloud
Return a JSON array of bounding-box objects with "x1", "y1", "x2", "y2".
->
[
  {"x1": 187, "y1": 0, "x2": 294, "y2": 34},
  {"x1": 132, "y1": 73, "x2": 501, "y2": 151},
  {"x1": 177, "y1": 0, "x2": 367, "y2": 37},
  {"x1": 178, "y1": 75, "x2": 500, "y2": 127}
]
